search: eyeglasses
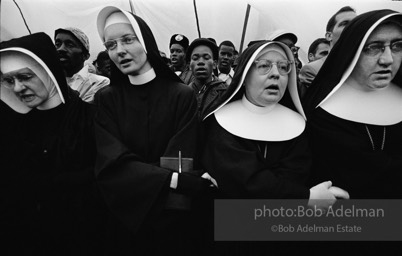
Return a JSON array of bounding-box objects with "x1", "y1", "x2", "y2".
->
[
  {"x1": 104, "y1": 35, "x2": 137, "y2": 51},
  {"x1": 363, "y1": 40, "x2": 402, "y2": 56},
  {"x1": 254, "y1": 59, "x2": 292, "y2": 75}
]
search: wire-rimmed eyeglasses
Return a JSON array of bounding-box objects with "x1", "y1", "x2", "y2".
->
[
  {"x1": 104, "y1": 35, "x2": 137, "y2": 51},
  {"x1": 254, "y1": 59, "x2": 292, "y2": 75}
]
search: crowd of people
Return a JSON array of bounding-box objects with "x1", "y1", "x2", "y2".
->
[{"x1": 1, "y1": 4, "x2": 402, "y2": 256}]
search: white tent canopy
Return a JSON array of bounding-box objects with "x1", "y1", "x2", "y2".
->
[{"x1": 1, "y1": 0, "x2": 401, "y2": 65}]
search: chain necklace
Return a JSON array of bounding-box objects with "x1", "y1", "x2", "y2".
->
[{"x1": 365, "y1": 125, "x2": 386, "y2": 151}]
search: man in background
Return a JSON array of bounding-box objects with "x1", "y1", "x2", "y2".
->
[
  {"x1": 54, "y1": 27, "x2": 109, "y2": 103},
  {"x1": 187, "y1": 38, "x2": 227, "y2": 120},
  {"x1": 217, "y1": 40, "x2": 236, "y2": 86},
  {"x1": 299, "y1": 6, "x2": 357, "y2": 98},
  {"x1": 169, "y1": 33, "x2": 194, "y2": 84},
  {"x1": 307, "y1": 38, "x2": 330, "y2": 62}
]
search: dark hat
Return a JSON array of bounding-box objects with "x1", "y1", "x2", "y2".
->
[
  {"x1": 169, "y1": 34, "x2": 189, "y2": 51},
  {"x1": 186, "y1": 38, "x2": 218, "y2": 62},
  {"x1": 267, "y1": 29, "x2": 298, "y2": 44}
]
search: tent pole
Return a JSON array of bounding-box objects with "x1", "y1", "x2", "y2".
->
[
  {"x1": 193, "y1": 0, "x2": 201, "y2": 38},
  {"x1": 239, "y1": 4, "x2": 251, "y2": 54},
  {"x1": 129, "y1": 0, "x2": 136, "y2": 14}
]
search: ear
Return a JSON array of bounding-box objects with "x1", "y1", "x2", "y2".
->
[
  {"x1": 83, "y1": 52, "x2": 90, "y2": 61},
  {"x1": 308, "y1": 53, "x2": 314, "y2": 62},
  {"x1": 213, "y1": 60, "x2": 217, "y2": 70}
]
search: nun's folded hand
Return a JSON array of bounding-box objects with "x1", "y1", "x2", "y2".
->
[
  {"x1": 308, "y1": 181, "x2": 337, "y2": 209},
  {"x1": 175, "y1": 172, "x2": 213, "y2": 196},
  {"x1": 201, "y1": 172, "x2": 218, "y2": 188},
  {"x1": 329, "y1": 186, "x2": 349, "y2": 199}
]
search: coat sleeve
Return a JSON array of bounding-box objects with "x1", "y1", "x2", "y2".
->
[{"x1": 299, "y1": 63, "x2": 317, "y2": 87}]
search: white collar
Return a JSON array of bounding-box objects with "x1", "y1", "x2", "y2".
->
[
  {"x1": 215, "y1": 95, "x2": 305, "y2": 141},
  {"x1": 321, "y1": 82, "x2": 402, "y2": 125},
  {"x1": 218, "y1": 68, "x2": 234, "y2": 77},
  {"x1": 128, "y1": 68, "x2": 156, "y2": 85},
  {"x1": 68, "y1": 65, "x2": 89, "y2": 80}
]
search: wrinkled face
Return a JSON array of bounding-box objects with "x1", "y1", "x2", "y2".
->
[
  {"x1": 55, "y1": 32, "x2": 87, "y2": 76},
  {"x1": 218, "y1": 45, "x2": 235, "y2": 74},
  {"x1": 349, "y1": 23, "x2": 402, "y2": 90},
  {"x1": 104, "y1": 23, "x2": 151, "y2": 76},
  {"x1": 310, "y1": 43, "x2": 330, "y2": 62},
  {"x1": 170, "y1": 44, "x2": 186, "y2": 68},
  {"x1": 328, "y1": 11, "x2": 357, "y2": 46},
  {"x1": 1, "y1": 67, "x2": 49, "y2": 108},
  {"x1": 190, "y1": 45, "x2": 216, "y2": 82},
  {"x1": 244, "y1": 50, "x2": 289, "y2": 107}
]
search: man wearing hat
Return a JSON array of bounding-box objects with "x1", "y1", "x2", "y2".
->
[
  {"x1": 187, "y1": 38, "x2": 228, "y2": 120},
  {"x1": 267, "y1": 29, "x2": 304, "y2": 98},
  {"x1": 169, "y1": 33, "x2": 194, "y2": 85},
  {"x1": 267, "y1": 29, "x2": 302, "y2": 72},
  {"x1": 55, "y1": 27, "x2": 109, "y2": 103}
]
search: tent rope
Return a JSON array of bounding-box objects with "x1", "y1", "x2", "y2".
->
[{"x1": 13, "y1": 0, "x2": 32, "y2": 34}]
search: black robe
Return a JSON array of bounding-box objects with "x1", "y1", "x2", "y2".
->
[
  {"x1": 93, "y1": 76, "x2": 200, "y2": 254},
  {"x1": 1, "y1": 32, "x2": 106, "y2": 255},
  {"x1": 301, "y1": 10, "x2": 402, "y2": 254},
  {"x1": 1, "y1": 95, "x2": 104, "y2": 256},
  {"x1": 308, "y1": 107, "x2": 402, "y2": 198},
  {"x1": 202, "y1": 115, "x2": 310, "y2": 199}
]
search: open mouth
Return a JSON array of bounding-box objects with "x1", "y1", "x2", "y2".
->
[
  {"x1": 20, "y1": 94, "x2": 35, "y2": 102},
  {"x1": 375, "y1": 70, "x2": 391, "y2": 75},
  {"x1": 266, "y1": 85, "x2": 279, "y2": 90}
]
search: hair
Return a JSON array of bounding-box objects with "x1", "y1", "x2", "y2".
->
[
  {"x1": 93, "y1": 50, "x2": 110, "y2": 65},
  {"x1": 326, "y1": 6, "x2": 356, "y2": 33},
  {"x1": 207, "y1": 38, "x2": 217, "y2": 45},
  {"x1": 218, "y1": 40, "x2": 236, "y2": 51},
  {"x1": 380, "y1": 16, "x2": 402, "y2": 28},
  {"x1": 308, "y1": 38, "x2": 330, "y2": 55}
]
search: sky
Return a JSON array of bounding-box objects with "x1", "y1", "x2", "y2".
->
[{"x1": 1, "y1": 0, "x2": 401, "y2": 64}]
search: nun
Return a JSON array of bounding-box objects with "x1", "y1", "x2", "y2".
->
[
  {"x1": 304, "y1": 9, "x2": 402, "y2": 199},
  {"x1": 94, "y1": 6, "x2": 212, "y2": 255},
  {"x1": 200, "y1": 40, "x2": 349, "y2": 256},
  {"x1": 202, "y1": 40, "x2": 347, "y2": 201},
  {"x1": 0, "y1": 32, "x2": 104, "y2": 255}
]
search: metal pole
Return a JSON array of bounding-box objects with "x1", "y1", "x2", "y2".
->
[{"x1": 239, "y1": 4, "x2": 251, "y2": 53}]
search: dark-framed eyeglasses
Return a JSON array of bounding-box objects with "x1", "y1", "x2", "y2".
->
[
  {"x1": 104, "y1": 35, "x2": 137, "y2": 51},
  {"x1": 363, "y1": 40, "x2": 402, "y2": 56},
  {"x1": 254, "y1": 59, "x2": 292, "y2": 75}
]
